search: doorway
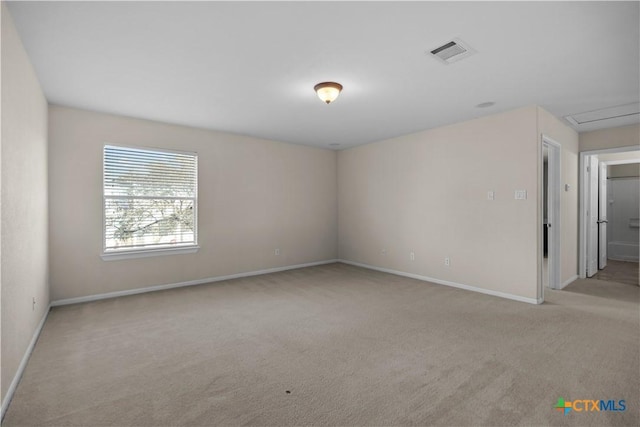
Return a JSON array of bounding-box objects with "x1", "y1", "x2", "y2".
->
[
  {"x1": 579, "y1": 147, "x2": 640, "y2": 279},
  {"x1": 541, "y1": 136, "x2": 561, "y2": 301}
]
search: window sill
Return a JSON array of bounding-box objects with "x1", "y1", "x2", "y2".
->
[{"x1": 101, "y1": 245, "x2": 199, "y2": 261}]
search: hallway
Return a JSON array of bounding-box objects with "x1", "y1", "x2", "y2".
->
[{"x1": 593, "y1": 259, "x2": 639, "y2": 286}]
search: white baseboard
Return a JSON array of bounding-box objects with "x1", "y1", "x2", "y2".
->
[
  {"x1": 338, "y1": 259, "x2": 540, "y2": 305},
  {"x1": 1, "y1": 305, "x2": 51, "y2": 421},
  {"x1": 560, "y1": 274, "x2": 579, "y2": 290},
  {"x1": 51, "y1": 259, "x2": 339, "y2": 307},
  {"x1": 607, "y1": 256, "x2": 639, "y2": 263}
]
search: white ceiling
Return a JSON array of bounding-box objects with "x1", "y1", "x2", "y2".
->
[{"x1": 7, "y1": 1, "x2": 640, "y2": 149}]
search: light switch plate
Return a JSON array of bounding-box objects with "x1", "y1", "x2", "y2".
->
[
  {"x1": 487, "y1": 191, "x2": 495, "y2": 200},
  {"x1": 515, "y1": 190, "x2": 527, "y2": 200}
]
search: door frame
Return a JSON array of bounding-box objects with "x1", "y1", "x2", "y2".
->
[
  {"x1": 598, "y1": 161, "x2": 608, "y2": 270},
  {"x1": 579, "y1": 146, "x2": 640, "y2": 278},
  {"x1": 540, "y1": 135, "x2": 561, "y2": 302},
  {"x1": 586, "y1": 155, "x2": 599, "y2": 277}
]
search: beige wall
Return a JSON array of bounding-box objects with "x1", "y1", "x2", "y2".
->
[
  {"x1": 48, "y1": 106, "x2": 337, "y2": 301},
  {"x1": 537, "y1": 107, "x2": 580, "y2": 287},
  {"x1": 338, "y1": 106, "x2": 542, "y2": 300},
  {"x1": 48, "y1": 103, "x2": 580, "y2": 307},
  {"x1": 1, "y1": 3, "x2": 49, "y2": 402},
  {"x1": 579, "y1": 124, "x2": 640, "y2": 152}
]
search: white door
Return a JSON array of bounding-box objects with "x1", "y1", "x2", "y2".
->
[
  {"x1": 598, "y1": 162, "x2": 608, "y2": 269},
  {"x1": 587, "y1": 156, "x2": 599, "y2": 277}
]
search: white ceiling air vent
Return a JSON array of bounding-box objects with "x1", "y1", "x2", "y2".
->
[
  {"x1": 565, "y1": 103, "x2": 640, "y2": 126},
  {"x1": 429, "y1": 38, "x2": 476, "y2": 65}
]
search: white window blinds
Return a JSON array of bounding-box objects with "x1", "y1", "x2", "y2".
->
[{"x1": 103, "y1": 145, "x2": 198, "y2": 252}]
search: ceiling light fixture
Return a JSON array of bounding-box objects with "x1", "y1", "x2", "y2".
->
[{"x1": 314, "y1": 82, "x2": 343, "y2": 104}]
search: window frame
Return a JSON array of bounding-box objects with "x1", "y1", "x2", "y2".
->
[{"x1": 101, "y1": 143, "x2": 199, "y2": 261}]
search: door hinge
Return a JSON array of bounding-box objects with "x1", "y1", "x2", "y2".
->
[{"x1": 587, "y1": 166, "x2": 591, "y2": 173}]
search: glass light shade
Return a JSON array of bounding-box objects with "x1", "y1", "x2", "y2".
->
[{"x1": 314, "y1": 82, "x2": 343, "y2": 104}]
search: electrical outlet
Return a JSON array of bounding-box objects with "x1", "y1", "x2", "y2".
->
[
  {"x1": 410, "y1": 251, "x2": 415, "y2": 261},
  {"x1": 275, "y1": 248, "x2": 280, "y2": 256},
  {"x1": 382, "y1": 248, "x2": 387, "y2": 255},
  {"x1": 487, "y1": 191, "x2": 495, "y2": 201},
  {"x1": 444, "y1": 257, "x2": 450, "y2": 267}
]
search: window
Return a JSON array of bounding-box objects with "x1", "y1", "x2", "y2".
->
[{"x1": 103, "y1": 145, "x2": 198, "y2": 259}]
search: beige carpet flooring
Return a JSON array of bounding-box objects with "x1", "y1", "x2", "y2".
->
[{"x1": 3, "y1": 263, "x2": 639, "y2": 426}]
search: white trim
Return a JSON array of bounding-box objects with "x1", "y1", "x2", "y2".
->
[
  {"x1": 579, "y1": 145, "x2": 640, "y2": 278},
  {"x1": 560, "y1": 274, "x2": 579, "y2": 290},
  {"x1": 579, "y1": 153, "x2": 587, "y2": 278},
  {"x1": 51, "y1": 259, "x2": 339, "y2": 306},
  {"x1": 603, "y1": 159, "x2": 640, "y2": 166},
  {"x1": 608, "y1": 255, "x2": 640, "y2": 262},
  {"x1": 101, "y1": 245, "x2": 199, "y2": 261},
  {"x1": 581, "y1": 146, "x2": 640, "y2": 156},
  {"x1": 541, "y1": 135, "x2": 562, "y2": 298},
  {"x1": 338, "y1": 259, "x2": 540, "y2": 305},
  {"x1": 102, "y1": 143, "x2": 199, "y2": 256},
  {"x1": 1, "y1": 306, "x2": 51, "y2": 421}
]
